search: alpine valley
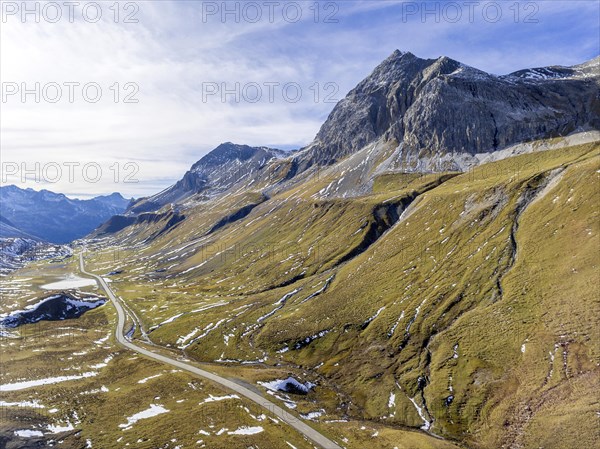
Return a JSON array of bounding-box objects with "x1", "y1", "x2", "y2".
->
[{"x1": 1, "y1": 51, "x2": 598, "y2": 449}]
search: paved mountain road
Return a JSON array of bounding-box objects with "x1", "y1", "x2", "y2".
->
[{"x1": 79, "y1": 252, "x2": 342, "y2": 449}]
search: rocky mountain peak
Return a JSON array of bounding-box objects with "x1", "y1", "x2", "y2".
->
[
  {"x1": 192, "y1": 142, "x2": 283, "y2": 170},
  {"x1": 130, "y1": 143, "x2": 286, "y2": 212},
  {"x1": 117, "y1": 51, "x2": 599, "y2": 217},
  {"x1": 294, "y1": 51, "x2": 599, "y2": 173}
]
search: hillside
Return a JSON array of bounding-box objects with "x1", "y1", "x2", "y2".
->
[
  {"x1": 127, "y1": 143, "x2": 288, "y2": 214},
  {"x1": 80, "y1": 52, "x2": 600, "y2": 448},
  {"x1": 2, "y1": 50, "x2": 597, "y2": 449},
  {"x1": 83, "y1": 139, "x2": 599, "y2": 448},
  {"x1": 0, "y1": 216, "x2": 38, "y2": 239}
]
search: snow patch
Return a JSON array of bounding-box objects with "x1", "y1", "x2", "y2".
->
[
  {"x1": 409, "y1": 397, "x2": 431, "y2": 431},
  {"x1": 227, "y1": 426, "x2": 264, "y2": 435},
  {"x1": 138, "y1": 374, "x2": 162, "y2": 384},
  {"x1": 202, "y1": 394, "x2": 240, "y2": 403},
  {"x1": 119, "y1": 404, "x2": 169, "y2": 430},
  {"x1": 0, "y1": 372, "x2": 98, "y2": 391},
  {"x1": 258, "y1": 377, "x2": 314, "y2": 395},
  {"x1": 14, "y1": 429, "x2": 43, "y2": 437}
]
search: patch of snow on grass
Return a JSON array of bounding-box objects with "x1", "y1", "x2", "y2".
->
[
  {"x1": 138, "y1": 374, "x2": 162, "y2": 384},
  {"x1": 300, "y1": 409, "x2": 325, "y2": 421},
  {"x1": 258, "y1": 377, "x2": 313, "y2": 394},
  {"x1": 14, "y1": 429, "x2": 43, "y2": 437},
  {"x1": 408, "y1": 397, "x2": 431, "y2": 431},
  {"x1": 47, "y1": 422, "x2": 75, "y2": 433},
  {"x1": 388, "y1": 311, "x2": 405, "y2": 337},
  {"x1": 388, "y1": 391, "x2": 396, "y2": 408},
  {"x1": 94, "y1": 335, "x2": 110, "y2": 345},
  {"x1": 299, "y1": 275, "x2": 334, "y2": 304},
  {"x1": 119, "y1": 404, "x2": 169, "y2": 430},
  {"x1": 202, "y1": 394, "x2": 240, "y2": 403},
  {"x1": 182, "y1": 319, "x2": 227, "y2": 348},
  {"x1": 0, "y1": 400, "x2": 44, "y2": 408},
  {"x1": 90, "y1": 355, "x2": 113, "y2": 369},
  {"x1": 227, "y1": 426, "x2": 264, "y2": 435},
  {"x1": 362, "y1": 306, "x2": 385, "y2": 327},
  {"x1": 0, "y1": 372, "x2": 98, "y2": 391}
]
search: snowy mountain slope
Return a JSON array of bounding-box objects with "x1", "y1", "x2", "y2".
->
[
  {"x1": 0, "y1": 238, "x2": 72, "y2": 275},
  {"x1": 0, "y1": 216, "x2": 38, "y2": 239}
]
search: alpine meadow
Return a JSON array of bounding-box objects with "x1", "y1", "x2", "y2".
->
[{"x1": 0, "y1": 2, "x2": 598, "y2": 449}]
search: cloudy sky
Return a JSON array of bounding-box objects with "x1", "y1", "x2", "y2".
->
[{"x1": 1, "y1": 0, "x2": 598, "y2": 198}]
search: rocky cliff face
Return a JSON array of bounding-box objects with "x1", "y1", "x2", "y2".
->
[
  {"x1": 97, "y1": 51, "x2": 599, "y2": 236},
  {"x1": 129, "y1": 143, "x2": 286, "y2": 213},
  {"x1": 295, "y1": 50, "x2": 599, "y2": 172},
  {"x1": 127, "y1": 52, "x2": 600, "y2": 208}
]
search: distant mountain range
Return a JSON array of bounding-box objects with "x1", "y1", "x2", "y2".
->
[
  {"x1": 0, "y1": 237, "x2": 72, "y2": 275},
  {"x1": 0, "y1": 216, "x2": 39, "y2": 240},
  {"x1": 0, "y1": 186, "x2": 131, "y2": 243}
]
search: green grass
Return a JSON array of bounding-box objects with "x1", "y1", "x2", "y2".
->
[{"x1": 6, "y1": 140, "x2": 597, "y2": 448}]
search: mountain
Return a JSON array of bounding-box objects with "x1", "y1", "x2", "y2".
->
[
  {"x1": 0, "y1": 237, "x2": 72, "y2": 275},
  {"x1": 293, "y1": 50, "x2": 599, "y2": 173},
  {"x1": 97, "y1": 52, "x2": 600, "y2": 237},
  {"x1": 0, "y1": 212, "x2": 72, "y2": 275},
  {"x1": 93, "y1": 192, "x2": 133, "y2": 210},
  {"x1": 0, "y1": 216, "x2": 39, "y2": 239},
  {"x1": 0, "y1": 185, "x2": 131, "y2": 243},
  {"x1": 114, "y1": 51, "x2": 599, "y2": 222},
  {"x1": 76, "y1": 51, "x2": 600, "y2": 448},
  {"x1": 85, "y1": 140, "x2": 600, "y2": 449},
  {"x1": 128, "y1": 143, "x2": 287, "y2": 214}
]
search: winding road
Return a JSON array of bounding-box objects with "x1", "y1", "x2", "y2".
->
[{"x1": 79, "y1": 251, "x2": 342, "y2": 449}]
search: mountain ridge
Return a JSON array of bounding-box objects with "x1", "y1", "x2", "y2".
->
[
  {"x1": 0, "y1": 185, "x2": 131, "y2": 243},
  {"x1": 82, "y1": 139, "x2": 600, "y2": 449},
  {"x1": 127, "y1": 142, "x2": 287, "y2": 214},
  {"x1": 293, "y1": 50, "x2": 599, "y2": 173},
  {"x1": 112, "y1": 50, "x2": 599, "y2": 224}
]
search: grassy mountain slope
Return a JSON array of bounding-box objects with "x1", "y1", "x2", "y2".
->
[{"x1": 80, "y1": 140, "x2": 599, "y2": 448}]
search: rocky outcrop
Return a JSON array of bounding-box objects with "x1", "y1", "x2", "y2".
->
[
  {"x1": 0, "y1": 293, "x2": 106, "y2": 328},
  {"x1": 294, "y1": 51, "x2": 599, "y2": 172},
  {"x1": 93, "y1": 209, "x2": 185, "y2": 238},
  {"x1": 130, "y1": 143, "x2": 286, "y2": 212}
]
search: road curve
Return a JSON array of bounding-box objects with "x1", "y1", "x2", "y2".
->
[{"x1": 79, "y1": 252, "x2": 342, "y2": 449}]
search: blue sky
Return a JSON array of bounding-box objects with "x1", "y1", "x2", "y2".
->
[{"x1": 1, "y1": 0, "x2": 598, "y2": 198}]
